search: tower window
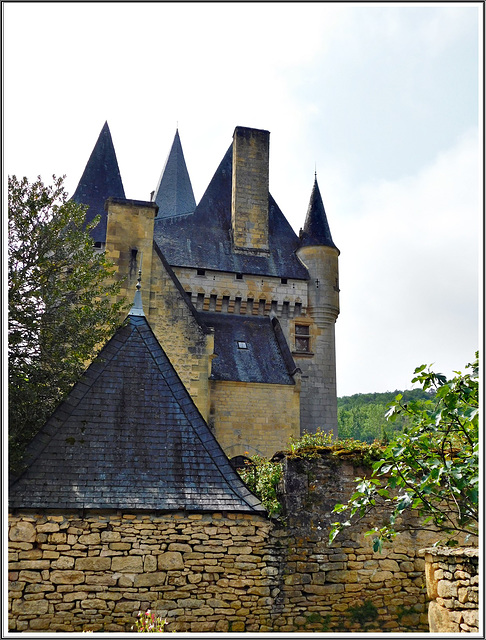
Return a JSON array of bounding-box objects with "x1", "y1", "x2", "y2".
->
[
  {"x1": 235, "y1": 273, "x2": 243, "y2": 280},
  {"x1": 295, "y1": 324, "x2": 310, "y2": 352},
  {"x1": 237, "y1": 341, "x2": 248, "y2": 349},
  {"x1": 294, "y1": 302, "x2": 302, "y2": 317},
  {"x1": 197, "y1": 268, "x2": 206, "y2": 276},
  {"x1": 258, "y1": 299, "x2": 266, "y2": 315},
  {"x1": 281, "y1": 278, "x2": 288, "y2": 285},
  {"x1": 282, "y1": 301, "x2": 290, "y2": 318},
  {"x1": 209, "y1": 294, "x2": 217, "y2": 311},
  {"x1": 196, "y1": 293, "x2": 205, "y2": 310}
]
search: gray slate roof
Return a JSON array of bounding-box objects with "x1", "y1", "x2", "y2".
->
[
  {"x1": 202, "y1": 312, "x2": 298, "y2": 384},
  {"x1": 154, "y1": 145, "x2": 310, "y2": 280},
  {"x1": 154, "y1": 130, "x2": 196, "y2": 218},
  {"x1": 71, "y1": 122, "x2": 125, "y2": 244},
  {"x1": 299, "y1": 176, "x2": 339, "y2": 252},
  {"x1": 9, "y1": 314, "x2": 263, "y2": 513}
]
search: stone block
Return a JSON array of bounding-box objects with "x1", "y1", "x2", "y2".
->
[
  {"x1": 50, "y1": 570, "x2": 85, "y2": 584},
  {"x1": 75, "y1": 557, "x2": 111, "y2": 571},
  {"x1": 428, "y1": 601, "x2": 459, "y2": 633},
  {"x1": 437, "y1": 580, "x2": 458, "y2": 598},
  {"x1": 134, "y1": 572, "x2": 167, "y2": 587},
  {"x1": 51, "y1": 556, "x2": 75, "y2": 570},
  {"x1": 12, "y1": 598, "x2": 49, "y2": 615},
  {"x1": 112, "y1": 556, "x2": 143, "y2": 573},
  {"x1": 158, "y1": 552, "x2": 184, "y2": 570},
  {"x1": 8, "y1": 521, "x2": 36, "y2": 542}
]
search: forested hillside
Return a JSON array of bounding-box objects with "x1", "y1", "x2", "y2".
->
[{"x1": 337, "y1": 389, "x2": 435, "y2": 443}]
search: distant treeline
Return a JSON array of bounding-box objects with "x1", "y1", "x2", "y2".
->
[{"x1": 337, "y1": 389, "x2": 435, "y2": 443}]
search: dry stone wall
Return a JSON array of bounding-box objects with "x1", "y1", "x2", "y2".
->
[
  {"x1": 8, "y1": 452, "x2": 479, "y2": 633},
  {"x1": 421, "y1": 547, "x2": 479, "y2": 633}
]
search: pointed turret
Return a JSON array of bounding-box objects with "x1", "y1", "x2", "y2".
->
[
  {"x1": 154, "y1": 129, "x2": 196, "y2": 218},
  {"x1": 71, "y1": 122, "x2": 125, "y2": 244},
  {"x1": 299, "y1": 175, "x2": 339, "y2": 252}
]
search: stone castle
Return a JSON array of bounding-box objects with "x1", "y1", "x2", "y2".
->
[{"x1": 71, "y1": 122, "x2": 340, "y2": 461}]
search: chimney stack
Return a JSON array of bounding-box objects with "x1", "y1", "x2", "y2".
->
[{"x1": 231, "y1": 126, "x2": 270, "y2": 254}]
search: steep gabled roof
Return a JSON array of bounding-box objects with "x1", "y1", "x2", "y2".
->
[
  {"x1": 154, "y1": 130, "x2": 196, "y2": 218},
  {"x1": 71, "y1": 122, "x2": 125, "y2": 244},
  {"x1": 9, "y1": 312, "x2": 263, "y2": 513},
  {"x1": 201, "y1": 313, "x2": 298, "y2": 384},
  {"x1": 154, "y1": 145, "x2": 309, "y2": 280},
  {"x1": 299, "y1": 176, "x2": 339, "y2": 252}
]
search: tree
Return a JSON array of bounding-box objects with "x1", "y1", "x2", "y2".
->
[
  {"x1": 330, "y1": 354, "x2": 479, "y2": 551},
  {"x1": 8, "y1": 175, "x2": 126, "y2": 472}
]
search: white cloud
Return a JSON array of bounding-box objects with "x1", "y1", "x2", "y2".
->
[{"x1": 336, "y1": 128, "x2": 480, "y2": 395}]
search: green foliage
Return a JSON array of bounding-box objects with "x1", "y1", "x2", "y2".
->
[
  {"x1": 330, "y1": 355, "x2": 479, "y2": 551},
  {"x1": 338, "y1": 389, "x2": 435, "y2": 443},
  {"x1": 237, "y1": 455, "x2": 283, "y2": 516},
  {"x1": 8, "y1": 175, "x2": 126, "y2": 471},
  {"x1": 348, "y1": 600, "x2": 378, "y2": 627}
]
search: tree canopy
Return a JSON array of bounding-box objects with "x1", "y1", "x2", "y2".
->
[
  {"x1": 330, "y1": 354, "x2": 479, "y2": 551},
  {"x1": 8, "y1": 175, "x2": 126, "y2": 472}
]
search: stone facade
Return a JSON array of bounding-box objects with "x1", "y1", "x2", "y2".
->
[
  {"x1": 209, "y1": 380, "x2": 300, "y2": 459},
  {"x1": 10, "y1": 452, "x2": 478, "y2": 633},
  {"x1": 421, "y1": 547, "x2": 479, "y2": 633}
]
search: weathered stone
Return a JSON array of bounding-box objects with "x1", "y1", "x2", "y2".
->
[
  {"x1": 158, "y1": 552, "x2": 184, "y2": 571},
  {"x1": 101, "y1": 531, "x2": 121, "y2": 543},
  {"x1": 75, "y1": 557, "x2": 111, "y2": 571},
  {"x1": 78, "y1": 533, "x2": 101, "y2": 545},
  {"x1": 428, "y1": 601, "x2": 459, "y2": 633},
  {"x1": 50, "y1": 570, "x2": 85, "y2": 585},
  {"x1": 143, "y1": 555, "x2": 157, "y2": 572},
  {"x1": 12, "y1": 598, "x2": 49, "y2": 615},
  {"x1": 51, "y1": 556, "x2": 75, "y2": 570},
  {"x1": 9, "y1": 522, "x2": 36, "y2": 543},
  {"x1": 134, "y1": 572, "x2": 167, "y2": 587},
  {"x1": 111, "y1": 556, "x2": 143, "y2": 573}
]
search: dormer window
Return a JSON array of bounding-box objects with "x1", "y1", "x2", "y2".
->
[{"x1": 237, "y1": 341, "x2": 248, "y2": 349}]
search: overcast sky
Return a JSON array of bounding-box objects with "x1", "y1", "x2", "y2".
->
[{"x1": 4, "y1": 2, "x2": 482, "y2": 396}]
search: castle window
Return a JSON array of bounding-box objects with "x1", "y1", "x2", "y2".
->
[
  {"x1": 246, "y1": 298, "x2": 254, "y2": 315},
  {"x1": 271, "y1": 300, "x2": 278, "y2": 314},
  {"x1": 186, "y1": 291, "x2": 192, "y2": 300},
  {"x1": 281, "y1": 278, "x2": 288, "y2": 285},
  {"x1": 282, "y1": 301, "x2": 290, "y2": 318},
  {"x1": 237, "y1": 341, "x2": 248, "y2": 349},
  {"x1": 258, "y1": 299, "x2": 266, "y2": 315},
  {"x1": 235, "y1": 273, "x2": 243, "y2": 280},
  {"x1": 222, "y1": 295, "x2": 230, "y2": 313},
  {"x1": 234, "y1": 296, "x2": 242, "y2": 314},
  {"x1": 295, "y1": 324, "x2": 310, "y2": 352},
  {"x1": 196, "y1": 293, "x2": 205, "y2": 310},
  {"x1": 209, "y1": 294, "x2": 217, "y2": 311},
  {"x1": 294, "y1": 302, "x2": 302, "y2": 317},
  {"x1": 197, "y1": 268, "x2": 206, "y2": 276}
]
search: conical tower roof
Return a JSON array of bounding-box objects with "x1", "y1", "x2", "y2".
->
[
  {"x1": 299, "y1": 176, "x2": 339, "y2": 252},
  {"x1": 154, "y1": 129, "x2": 196, "y2": 218},
  {"x1": 71, "y1": 122, "x2": 125, "y2": 243},
  {"x1": 9, "y1": 291, "x2": 263, "y2": 513}
]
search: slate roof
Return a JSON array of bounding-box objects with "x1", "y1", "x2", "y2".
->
[
  {"x1": 9, "y1": 314, "x2": 264, "y2": 513},
  {"x1": 202, "y1": 312, "x2": 298, "y2": 384},
  {"x1": 154, "y1": 145, "x2": 310, "y2": 280},
  {"x1": 154, "y1": 130, "x2": 196, "y2": 218},
  {"x1": 299, "y1": 176, "x2": 339, "y2": 252},
  {"x1": 71, "y1": 122, "x2": 125, "y2": 244}
]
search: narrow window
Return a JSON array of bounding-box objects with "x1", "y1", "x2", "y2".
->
[
  {"x1": 271, "y1": 300, "x2": 278, "y2": 314},
  {"x1": 209, "y1": 294, "x2": 217, "y2": 311},
  {"x1": 294, "y1": 302, "x2": 302, "y2": 317},
  {"x1": 186, "y1": 291, "x2": 192, "y2": 300},
  {"x1": 196, "y1": 293, "x2": 205, "y2": 310},
  {"x1": 295, "y1": 324, "x2": 310, "y2": 352},
  {"x1": 282, "y1": 301, "x2": 290, "y2": 318},
  {"x1": 234, "y1": 296, "x2": 242, "y2": 314},
  {"x1": 246, "y1": 298, "x2": 254, "y2": 315},
  {"x1": 258, "y1": 299, "x2": 266, "y2": 315},
  {"x1": 222, "y1": 295, "x2": 230, "y2": 313}
]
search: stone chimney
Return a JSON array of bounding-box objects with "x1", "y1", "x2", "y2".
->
[{"x1": 231, "y1": 126, "x2": 270, "y2": 254}]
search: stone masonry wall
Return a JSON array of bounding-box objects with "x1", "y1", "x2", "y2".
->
[
  {"x1": 209, "y1": 380, "x2": 300, "y2": 459},
  {"x1": 421, "y1": 547, "x2": 479, "y2": 633},
  {"x1": 8, "y1": 453, "x2": 478, "y2": 633},
  {"x1": 8, "y1": 511, "x2": 276, "y2": 633}
]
